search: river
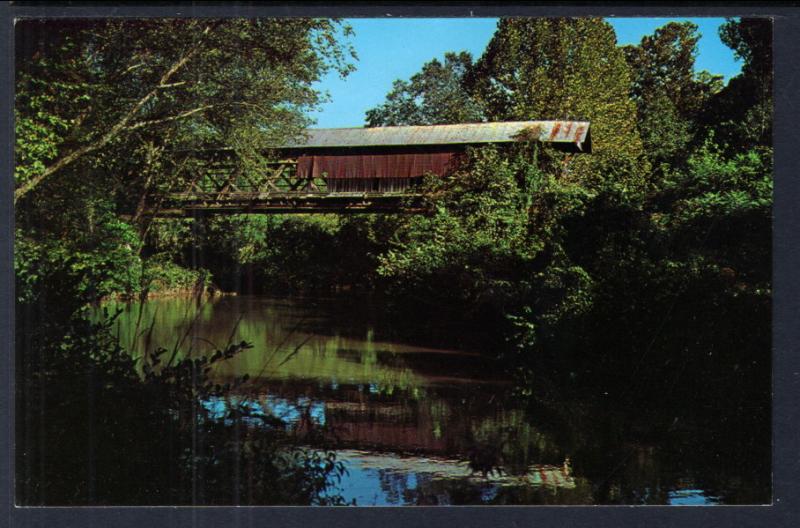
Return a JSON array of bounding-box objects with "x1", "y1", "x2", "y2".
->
[{"x1": 100, "y1": 294, "x2": 770, "y2": 505}]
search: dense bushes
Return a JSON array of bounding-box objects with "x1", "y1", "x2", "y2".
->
[
  {"x1": 14, "y1": 214, "x2": 142, "y2": 304},
  {"x1": 172, "y1": 213, "x2": 399, "y2": 294},
  {"x1": 15, "y1": 219, "x2": 212, "y2": 303}
]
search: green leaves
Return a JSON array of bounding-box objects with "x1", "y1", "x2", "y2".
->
[
  {"x1": 15, "y1": 18, "x2": 357, "y2": 302},
  {"x1": 623, "y1": 21, "x2": 724, "y2": 169},
  {"x1": 365, "y1": 51, "x2": 484, "y2": 126},
  {"x1": 700, "y1": 18, "x2": 772, "y2": 154},
  {"x1": 378, "y1": 148, "x2": 531, "y2": 278},
  {"x1": 663, "y1": 141, "x2": 772, "y2": 229},
  {"x1": 14, "y1": 212, "x2": 143, "y2": 304},
  {"x1": 15, "y1": 18, "x2": 356, "y2": 203}
]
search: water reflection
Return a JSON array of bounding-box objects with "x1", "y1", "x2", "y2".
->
[
  {"x1": 104, "y1": 295, "x2": 501, "y2": 390},
  {"x1": 100, "y1": 294, "x2": 770, "y2": 505},
  {"x1": 668, "y1": 488, "x2": 721, "y2": 506}
]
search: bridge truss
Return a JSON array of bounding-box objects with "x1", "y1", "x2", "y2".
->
[{"x1": 151, "y1": 150, "x2": 420, "y2": 216}]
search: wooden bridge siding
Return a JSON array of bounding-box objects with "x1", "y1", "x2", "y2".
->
[{"x1": 328, "y1": 177, "x2": 415, "y2": 193}]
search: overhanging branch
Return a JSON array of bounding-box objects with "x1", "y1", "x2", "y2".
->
[{"x1": 14, "y1": 24, "x2": 214, "y2": 205}]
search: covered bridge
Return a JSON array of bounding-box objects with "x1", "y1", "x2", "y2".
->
[{"x1": 159, "y1": 120, "x2": 591, "y2": 215}]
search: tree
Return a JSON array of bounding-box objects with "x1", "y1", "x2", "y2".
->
[
  {"x1": 364, "y1": 51, "x2": 484, "y2": 127},
  {"x1": 377, "y1": 148, "x2": 541, "y2": 324},
  {"x1": 374, "y1": 18, "x2": 651, "y2": 337},
  {"x1": 14, "y1": 18, "x2": 355, "y2": 301},
  {"x1": 701, "y1": 17, "x2": 772, "y2": 151},
  {"x1": 14, "y1": 18, "x2": 355, "y2": 205},
  {"x1": 622, "y1": 22, "x2": 724, "y2": 168},
  {"x1": 467, "y1": 17, "x2": 648, "y2": 191}
]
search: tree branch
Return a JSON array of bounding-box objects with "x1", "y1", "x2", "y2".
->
[
  {"x1": 126, "y1": 104, "x2": 214, "y2": 131},
  {"x1": 14, "y1": 24, "x2": 213, "y2": 204},
  {"x1": 157, "y1": 81, "x2": 187, "y2": 89}
]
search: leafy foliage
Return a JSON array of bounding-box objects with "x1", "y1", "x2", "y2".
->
[
  {"x1": 622, "y1": 22, "x2": 724, "y2": 168},
  {"x1": 14, "y1": 18, "x2": 356, "y2": 302},
  {"x1": 699, "y1": 18, "x2": 772, "y2": 153},
  {"x1": 15, "y1": 214, "x2": 143, "y2": 304},
  {"x1": 365, "y1": 51, "x2": 484, "y2": 126},
  {"x1": 377, "y1": 146, "x2": 597, "y2": 345},
  {"x1": 14, "y1": 18, "x2": 358, "y2": 506},
  {"x1": 467, "y1": 17, "x2": 649, "y2": 190},
  {"x1": 14, "y1": 19, "x2": 355, "y2": 204},
  {"x1": 378, "y1": 148, "x2": 534, "y2": 306},
  {"x1": 191, "y1": 213, "x2": 399, "y2": 293},
  {"x1": 367, "y1": 18, "x2": 771, "y2": 404}
]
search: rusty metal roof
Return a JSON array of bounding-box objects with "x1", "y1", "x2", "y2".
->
[{"x1": 281, "y1": 121, "x2": 591, "y2": 151}]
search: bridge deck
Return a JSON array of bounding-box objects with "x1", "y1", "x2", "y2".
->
[{"x1": 153, "y1": 192, "x2": 422, "y2": 216}]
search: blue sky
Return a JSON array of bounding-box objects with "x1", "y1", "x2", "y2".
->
[{"x1": 310, "y1": 18, "x2": 741, "y2": 129}]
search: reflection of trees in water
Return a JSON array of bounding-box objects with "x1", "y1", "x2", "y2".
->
[
  {"x1": 297, "y1": 381, "x2": 566, "y2": 472},
  {"x1": 100, "y1": 296, "x2": 770, "y2": 505},
  {"x1": 376, "y1": 469, "x2": 409, "y2": 505},
  {"x1": 404, "y1": 473, "x2": 450, "y2": 505},
  {"x1": 257, "y1": 377, "x2": 574, "y2": 483},
  {"x1": 403, "y1": 476, "x2": 594, "y2": 506},
  {"x1": 323, "y1": 379, "x2": 770, "y2": 505},
  {"x1": 518, "y1": 380, "x2": 772, "y2": 505}
]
